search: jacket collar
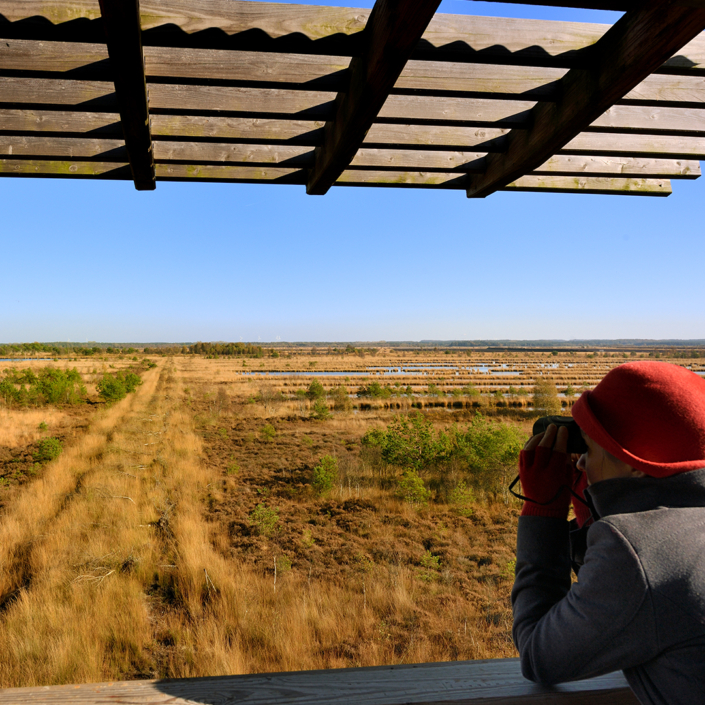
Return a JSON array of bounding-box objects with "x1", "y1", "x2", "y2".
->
[{"x1": 586, "y1": 467, "x2": 705, "y2": 519}]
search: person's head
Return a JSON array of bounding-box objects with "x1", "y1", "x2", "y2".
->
[{"x1": 572, "y1": 361, "x2": 705, "y2": 484}]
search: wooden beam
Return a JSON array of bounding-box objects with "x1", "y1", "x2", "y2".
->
[
  {"x1": 99, "y1": 0, "x2": 155, "y2": 190},
  {"x1": 533, "y1": 154, "x2": 699, "y2": 178},
  {"x1": 564, "y1": 132, "x2": 705, "y2": 158},
  {"x1": 504, "y1": 175, "x2": 671, "y2": 195},
  {"x1": 466, "y1": 1, "x2": 705, "y2": 198},
  {"x1": 306, "y1": 0, "x2": 443, "y2": 195}
]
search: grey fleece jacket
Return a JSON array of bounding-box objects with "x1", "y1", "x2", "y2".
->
[{"x1": 512, "y1": 467, "x2": 705, "y2": 705}]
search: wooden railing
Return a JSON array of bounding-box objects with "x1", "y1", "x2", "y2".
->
[{"x1": 0, "y1": 658, "x2": 639, "y2": 704}]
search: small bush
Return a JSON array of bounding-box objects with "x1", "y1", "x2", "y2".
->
[
  {"x1": 396, "y1": 469, "x2": 431, "y2": 506},
  {"x1": 312, "y1": 455, "x2": 338, "y2": 495},
  {"x1": 361, "y1": 428, "x2": 386, "y2": 447},
  {"x1": 249, "y1": 503, "x2": 279, "y2": 536},
  {"x1": 448, "y1": 480, "x2": 476, "y2": 516},
  {"x1": 35, "y1": 437, "x2": 62, "y2": 463},
  {"x1": 306, "y1": 380, "x2": 325, "y2": 401},
  {"x1": 310, "y1": 400, "x2": 332, "y2": 420},
  {"x1": 260, "y1": 423, "x2": 276, "y2": 442}
]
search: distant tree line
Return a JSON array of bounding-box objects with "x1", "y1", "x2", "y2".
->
[{"x1": 0, "y1": 343, "x2": 138, "y2": 357}]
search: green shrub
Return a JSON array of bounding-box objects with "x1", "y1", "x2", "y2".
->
[
  {"x1": 382, "y1": 413, "x2": 446, "y2": 470},
  {"x1": 312, "y1": 455, "x2": 338, "y2": 495},
  {"x1": 448, "y1": 480, "x2": 476, "y2": 516},
  {"x1": 532, "y1": 378, "x2": 562, "y2": 415},
  {"x1": 396, "y1": 469, "x2": 431, "y2": 506},
  {"x1": 96, "y1": 373, "x2": 127, "y2": 402},
  {"x1": 306, "y1": 380, "x2": 325, "y2": 401},
  {"x1": 35, "y1": 437, "x2": 62, "y2": 463},
  {"x1": 260, "y1": 423, "x2": 276, "y2": 442},
  {"x1": 330, "y1": 385, "x2": 353, "y2": 412},
  {"x1": 310, "y1": 400, "x2": 332, "y2": 420},
  {"x1": 361, "y1": 428, "x2": 386, "y2": 447},
  {"x1": 249, "y1": 503, "x2": 279, "y2": 536}
]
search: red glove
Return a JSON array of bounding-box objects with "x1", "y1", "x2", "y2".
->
[
  {"x1": 519, "y1": 444, "x2": 573, "y2": 519},
  {"x1": 571, "y1": 469, "x2": 593, "y2": 528}
]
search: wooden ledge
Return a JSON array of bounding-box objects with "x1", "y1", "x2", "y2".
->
[{"x1": 0, "y1": 658, "x2": 639, "y2": 704}]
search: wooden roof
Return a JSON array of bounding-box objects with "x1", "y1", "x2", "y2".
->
[{"x1": 1, "y1": 0, "x2": 705, "y2": 197}]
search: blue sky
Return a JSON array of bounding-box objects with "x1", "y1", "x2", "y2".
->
[{"x1": 2, "y1": 2, "x2": 703, "y2": 344}]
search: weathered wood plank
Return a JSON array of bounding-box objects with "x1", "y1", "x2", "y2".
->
[
  {"x1": 0, "y1": 108, "x2": 122, "y2": 134},
  {"x1": 564, "y1": 132, "x2": 705, "y2": 157},
  {"x1": 0, "y1": 39, "x2": 109, "y2": 74},
  {"x1": 466, "y1": 2, "x2": 705, "y2": 198},
  {"x1": 0, "y1": 134, "x2": 125, "y2": 158},
  {"x1": 0, "y1": 659, "x2": 639, "y2": 704},
  {"x1": 99, "y1": 0, "x2": 155, "y2": 189},
  {"x1": 592, "y1": 104, "x2": 705, "y2": 134},
  {"x1": 533, "y1": 154, "x2": 699, "y2": 178},
  {"x1": 148, "y1": 84, "x2": 337, "y2": 117},
  {"x1": 154, "y1": 140, "x2": 314, "y2": 166},
  {"x1": 0, "y1": 76, "x2": 115, "y2": 107},
  {"x1": 150, "y1": 115, "x2": 327, "y2": 142},
  {"x1": 306, "y1": 0, "x2": 443, "y2": 195},
  {"x1": 0, "y1": 157, "x2": 129, "y2": 177},
  {"x1": 156, "y1": 162, "x2": 303, "y2": 182},
  {"x1": 504, "y1": 174, "x2": 672, "y2": 195},
  {"x1": 144, "y1": 47, "x2": 349, "y2": 86}
]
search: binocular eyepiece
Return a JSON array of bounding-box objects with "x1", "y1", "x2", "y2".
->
[{"x1": 532, "y1": 416, "x2": 588, "y2": 455}]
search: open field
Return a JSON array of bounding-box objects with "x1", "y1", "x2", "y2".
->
[{"x1": 0, "y1": 348, "x2": 703, "y2": 687}]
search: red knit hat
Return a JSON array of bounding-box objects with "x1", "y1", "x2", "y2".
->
[{"x1": 572, "y1": 361, "x2": 705, "y2": 477}]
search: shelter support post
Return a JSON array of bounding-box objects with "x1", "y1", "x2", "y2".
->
[{"x1": 99, "y1": 0, "x2": 155, "y2": 191}]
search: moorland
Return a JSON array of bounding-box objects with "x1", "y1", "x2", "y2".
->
[{"x1": 0, "y1": 344, "x2": 703, "y2": 687}]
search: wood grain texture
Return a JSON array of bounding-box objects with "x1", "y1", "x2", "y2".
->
[
  {"x1": 99, "y1": 0, "x2": 155, "y2": 189},
  {"x1": 564, "y1": 132, "x2": 705, "y2": 157},
  {"x1": 0, "y1": 135, "x2": 125, "y2": 158},
  {"x1": 0, "y1": 658, "x2": 639, "y2": 704},
  {"x1": 504, "y1": 174, "x2": 672, "y2": 195},
  {"x1": 465, "y1": 1, "x2": 705, "y2": 198},
  {"x1": 533, "y1": 154, "x2": 699, "y2": 178},
  {"x1": 306, "y1": 0, "x2": 442, "y2": 195},
  {"x1": 0, "y1": 157, "x2": 129, "y2": 177},
  {"x1": 0, "y1": 108, "x2": 122, "y2": 134},
  {"x1": 0, "y1": 77, "x2": 116, "y2": 107}
]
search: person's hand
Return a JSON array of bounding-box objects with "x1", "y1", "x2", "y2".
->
[{"x1": 519, "y1": 424, "x2": 573, "y2": 519}]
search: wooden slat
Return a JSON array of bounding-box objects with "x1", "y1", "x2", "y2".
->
[
  {"x1": 0, "y1": 108, "x2": 122, "y2": 134},
  {"x1": 0, "y1": 134, "x2": 125, "y2": 158},
  {"x1": 148, "y1": 84, "x2": 336, "y2": 117},
  {"x1": 154, "y1": 140, "x2": 313, "y2": 166},
  {"x1": 504, "y1": 175, "x2": 672, "y2": 195},
  {"x1": 0, "y1": 77, "x2": 116, "y2": 107},
  {"x1": 151, "y1": 115, "x2": 327, "y2": 142},
  {"x1": 533, "y1": 154, "x2": 699, "y2": 178},
  {"x1": 306, "y1": 0, "x2": 443, "y2": 195},
  {"x1": 564, "y1": 131, "x2": 705, "y2": 157},
  {"x1": 0, "y1": 39, "x2": 109, "y2": 74},
  {"x1": 465, "y1": 1, "x2": 705, "y2": 198},
  {"x1": 99, "y1": 0, "x2": 155, "y2": 190},
  {"x1": 0, "y1": 658, "x2": 639, "y2": 705},
  {"x1": 0, "y1": 157, "x2": 130, "y2": 177},
  {"x1": 155, "y1": 162, "x2": 303, "y2": 182}
]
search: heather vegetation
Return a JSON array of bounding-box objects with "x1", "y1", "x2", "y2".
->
[{"x1": 0, "y1": 347, "x2": 702, "y2": 687}]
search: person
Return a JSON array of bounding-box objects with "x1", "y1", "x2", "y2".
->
[{"x1": 512, "y1": 361, "x2": 705, "y2": 705}]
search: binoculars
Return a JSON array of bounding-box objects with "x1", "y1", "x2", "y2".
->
[{"x1": 532, "y1": 416, "x2": 588, "y2": 455}]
